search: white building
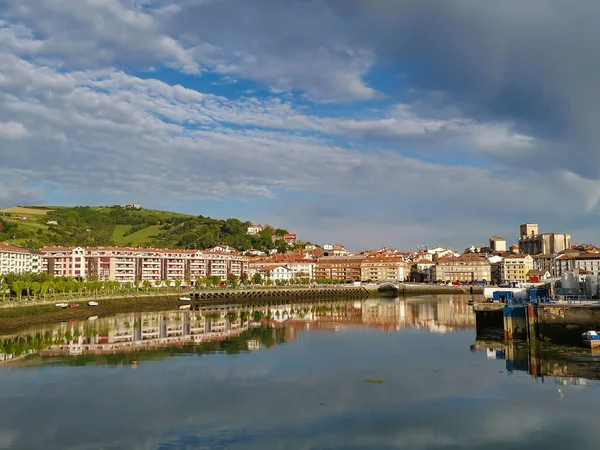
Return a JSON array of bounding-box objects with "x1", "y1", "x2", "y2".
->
[
  {"x1": 260, "y1": 265, "x2": 292, "y2": 282},
  {"x1": 0, "y1": 242, "x2": 41, "y2": 275},
  {"x1": 247, "y1": 225, "x2": 263, "y2": 235},
  {"x1": 286, "y1": 260, "x2": 316, "y2": 280}
]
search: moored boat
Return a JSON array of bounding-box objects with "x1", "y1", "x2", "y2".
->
[
  {"x1": 581, "y1": 330, "x2": 600, "y2": 348},
  {"x1": 87, "y1": 301, "x2": 99, "y2": 306},
  {"x1": 88, "y1": 316, "x2": 98, "y2": 321},
  {"x1": 69, "y1": 303, "x2": 80, "y2": 308},
  {"x1": 179, "y1": 296, "x2": 191, "y2": 301},
  {"x1": 179, "y1": 304, "x2": 191, "y2": 310},
  {"x1": 55, "y1": 302, "x2": 68, "y2": 308}
]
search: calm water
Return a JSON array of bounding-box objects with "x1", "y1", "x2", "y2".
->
[{"x1": 1, "y1": 294, "x2": 599, "y2": 449}]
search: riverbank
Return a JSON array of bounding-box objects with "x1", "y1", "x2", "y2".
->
[
  {"x1": 0, "y1": 286, "x2": 368, "y2": 331},
  {"x1": 0, "y1": 283, "x2": 484, "y2": 331}
]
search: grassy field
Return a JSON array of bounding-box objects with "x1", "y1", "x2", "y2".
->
[
  {"x1": 0, "y1": 207, "x2": 51, "y2": 216},
  {"x1": 112, "y1": 224, "x2": 161, "y2": 246}
]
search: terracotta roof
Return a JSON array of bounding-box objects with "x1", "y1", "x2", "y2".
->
[
  {"x1": 0, "y1": 242, "x2": 33, "y2": 254},
  {"x1": 489, "y1": 236, "x2": 505, "y2": 241}
]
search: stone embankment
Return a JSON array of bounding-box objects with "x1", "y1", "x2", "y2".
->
[{"x1": 375, "y1": 283, "x2": 485, "y2": 297}]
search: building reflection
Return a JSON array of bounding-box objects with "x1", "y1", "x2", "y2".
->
[
  {"x1": 471, "y1": 338, "x2": 600, "y2": 396},
  {"x1": 0, "y1": 296, "x2": 475, "y2": 364}
]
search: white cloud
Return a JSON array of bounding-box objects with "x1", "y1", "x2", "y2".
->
[{"x1": 0, "y1": 121, "x2": 28, "y2": 139}]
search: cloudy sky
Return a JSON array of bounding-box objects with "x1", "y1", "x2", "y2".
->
[{"x1": 0, "y1": 0, "x2": 598, "y2": 250}]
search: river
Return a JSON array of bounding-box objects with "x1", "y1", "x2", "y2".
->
[{"x1": 1, "y1": 294, "x2": 600, "y2": 449}]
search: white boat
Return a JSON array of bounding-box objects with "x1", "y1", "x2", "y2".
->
[
  {"x1": 87, "y1": 301, "x2": 99, "y2": 306},
  {"x1": 88, "y1": 316, "x2": 98, "y2": 321},
  {"x1": 179, "y1": 296, "x2": 191, "y2": 301},
  {"x1": 55, "y1": 302, "x2": 68, "y2": 308},
  {"x1": 179, "y1": 304, "x2": 191, "y2": 310}
]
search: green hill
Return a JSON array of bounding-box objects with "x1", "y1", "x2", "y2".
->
[{"x1": 0, "y1": 205, "x2": 297, "y2": 252}]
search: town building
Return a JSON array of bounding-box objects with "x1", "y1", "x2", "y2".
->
[
  {"x1": 40, "y1": 246, "x2": 249, "y2": 283},
  {"x1": 259, "y1": 265, "x2": 292, "y2": 283},
  {"x1": 555, "y1": 253, "x2": 600, "y2": 279},
  {"x1": 0, "y1": 242, "x2": 41, "y2": 275},
  {"x1": 360, "y1": 256, "x2": 407, "y2": 282},
  {"x1": 283, "y1": 234, "x2": 297, "y2": 246},
  {"x1": 532, "y1": 254, "x2": 555, "y2": 276},
  {"x1": 501, "y1": 254, "x2": 534, "y2": 283},
  {"x1": 323, "y1": 244, "x2": 348, "y2": 256},
  {"x1": 518, "y1": 223, "x2": 571, "y2": 255},
  {"x1": 431, "y1": 256, "x2": 491, "y2": 283},
  {"x1": 410, "y1": 260, "x2": 436, "y2": 283},
  {"x1": 246, "y1": 224, "x2": 263, "y2": 235},
  {"x1": 315, "y1": 255, "x2": 364, "y2": 281},
  {"x1": 489, "y1": 236, "x2": 507, "y2": 252},
  {"x1": 490, "y1": 262, "x2": 502, "y2": 285}
]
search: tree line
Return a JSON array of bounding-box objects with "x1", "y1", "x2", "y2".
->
[{"x1": 0, "y1": 272, "x2": 350, "y2": 302}]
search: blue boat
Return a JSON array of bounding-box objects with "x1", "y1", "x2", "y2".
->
[{"x1": 581, "y1": 331, "x2": 600, "y2": 348}]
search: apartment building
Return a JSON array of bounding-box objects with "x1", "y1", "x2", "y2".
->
[
  {"x1": 0, "y1": 242, "x2": 41, "y2": 275},
  {"x1": 40, "y1": 246, "x2": 248, "y2": 283},
  {"x1": 360, "y1": 256, "x2": 407, "y2": 282},
  {"x1": 555, "y1": 253, "x2": 600, "y2": 278},
  {"x1": 501, "y1": 254, "x2": 534, "y2": 283},
  {"x1": 431, "y1": 256, "x2": 491, "y2": 283},
  {"x1": 315, "y1": 255, "x2": 364, "y2": 281},
  {"x1": 532, "y1": 254, "x2": 555, "y2": 276}
]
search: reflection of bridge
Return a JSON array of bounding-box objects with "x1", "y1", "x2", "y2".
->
[{"x1": 0, "y1": 296, "x2": 475, "y2": 363}]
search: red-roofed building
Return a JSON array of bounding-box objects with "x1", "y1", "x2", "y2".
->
[{"x1": 283, "y1": 234, "x2": 297, "y2": 246}]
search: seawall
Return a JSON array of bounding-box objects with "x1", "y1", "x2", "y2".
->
[{"x1": 377, "y1": 283, "x2": 485, "y2": 297}]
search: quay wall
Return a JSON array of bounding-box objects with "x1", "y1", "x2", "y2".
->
[
  {"x1": 536, "y1": 305, "x2": 600, "y2": 344},
  {"x1": 475, "y1": 303, "x2": 600, "y2": 345},
  {"x1": 379, "y1": 283, "x2": 485, "y2": 297}
]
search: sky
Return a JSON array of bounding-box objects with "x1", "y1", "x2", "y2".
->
[{"x1": 0, "y1": 0, "x2": 599, "y2": 251}]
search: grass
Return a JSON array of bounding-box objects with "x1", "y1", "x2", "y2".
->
[
  {"x1": 111, "y1": 224, "x2": 133, "y2": 245},
  {"x1": 112, "y1": 225, "x2": 161, "y2": 246},
  {"x1": 0, "y1": 207, "x2": 51, "y2": 216}
]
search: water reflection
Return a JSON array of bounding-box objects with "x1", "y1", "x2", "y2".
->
[
  {"x1": 472, "y1": 338, "x2": 600, "y2": 396},
  {"x1": 0, "y1": 295, "x2": 474, "y2": 364}
]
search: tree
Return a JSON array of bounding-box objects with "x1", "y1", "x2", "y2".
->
[
  {"x1": 164, "y1": 279, "x2": 171, "y2": 289},
  {"x1": 134, "y1": 280, "x2": 141, "y2": 291},
  {"x1": 227, "y1": 274, "x2": 238, "y2": 288},
  {"x1": 1, "y1": 281, "x2": 8, "y2": 301},
  {"x1": 143, "y1": 280, "x2": 151, "y2": 291},
  {"x1": 175, "y1": 279, "x2": 182, "y2": 290},
  {"x1": 12, "y1": 280, "x2": 25, "y2": 301},
  {"x1": 252, "y1": 272, "x2": 263, "y2": 285},
  {"x1": 155, "y1": 279, "x2": 162, "y2": 289},
  {"x1": 195, "y1": 277, "x2": 203, "y2": 289}
]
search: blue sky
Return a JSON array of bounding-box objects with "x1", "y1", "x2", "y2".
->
[{"x1": 1, "y1": 0, "x2": 599, "y2": 250}]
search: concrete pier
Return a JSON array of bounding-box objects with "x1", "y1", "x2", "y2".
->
[{"x1": 475, "y1": 302, "x2": 600, "y2": 345}]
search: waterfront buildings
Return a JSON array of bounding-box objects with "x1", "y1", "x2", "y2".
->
[
  {"x1": 430, "y1": 255, "x2": 491, "y2": 283},
  {"x1": 259, "y1": 265, "x2": 292, "y2": 282},
  {"x1": 360, "y1": 256, "x2": 407, "y2": 282},
  {"x1": 501, "y1": 254, "x2": 534, "y2": 283},
  {"x1": 40, "y1": 246, "x2": 249, "y2": 283},
  {"x1": 315, "y1": 255, "x2": 364, "y2": 281},
  {"x1": 518, "y1": 223, "x2": 571, "y2": 255},
  {"x1": 0, "y1": 242, "x2": 41, "y2": 275}
]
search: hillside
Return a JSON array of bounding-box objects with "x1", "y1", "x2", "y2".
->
[{"x1": 0, "y1": 205, "x2": 297, "y2": 252}]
